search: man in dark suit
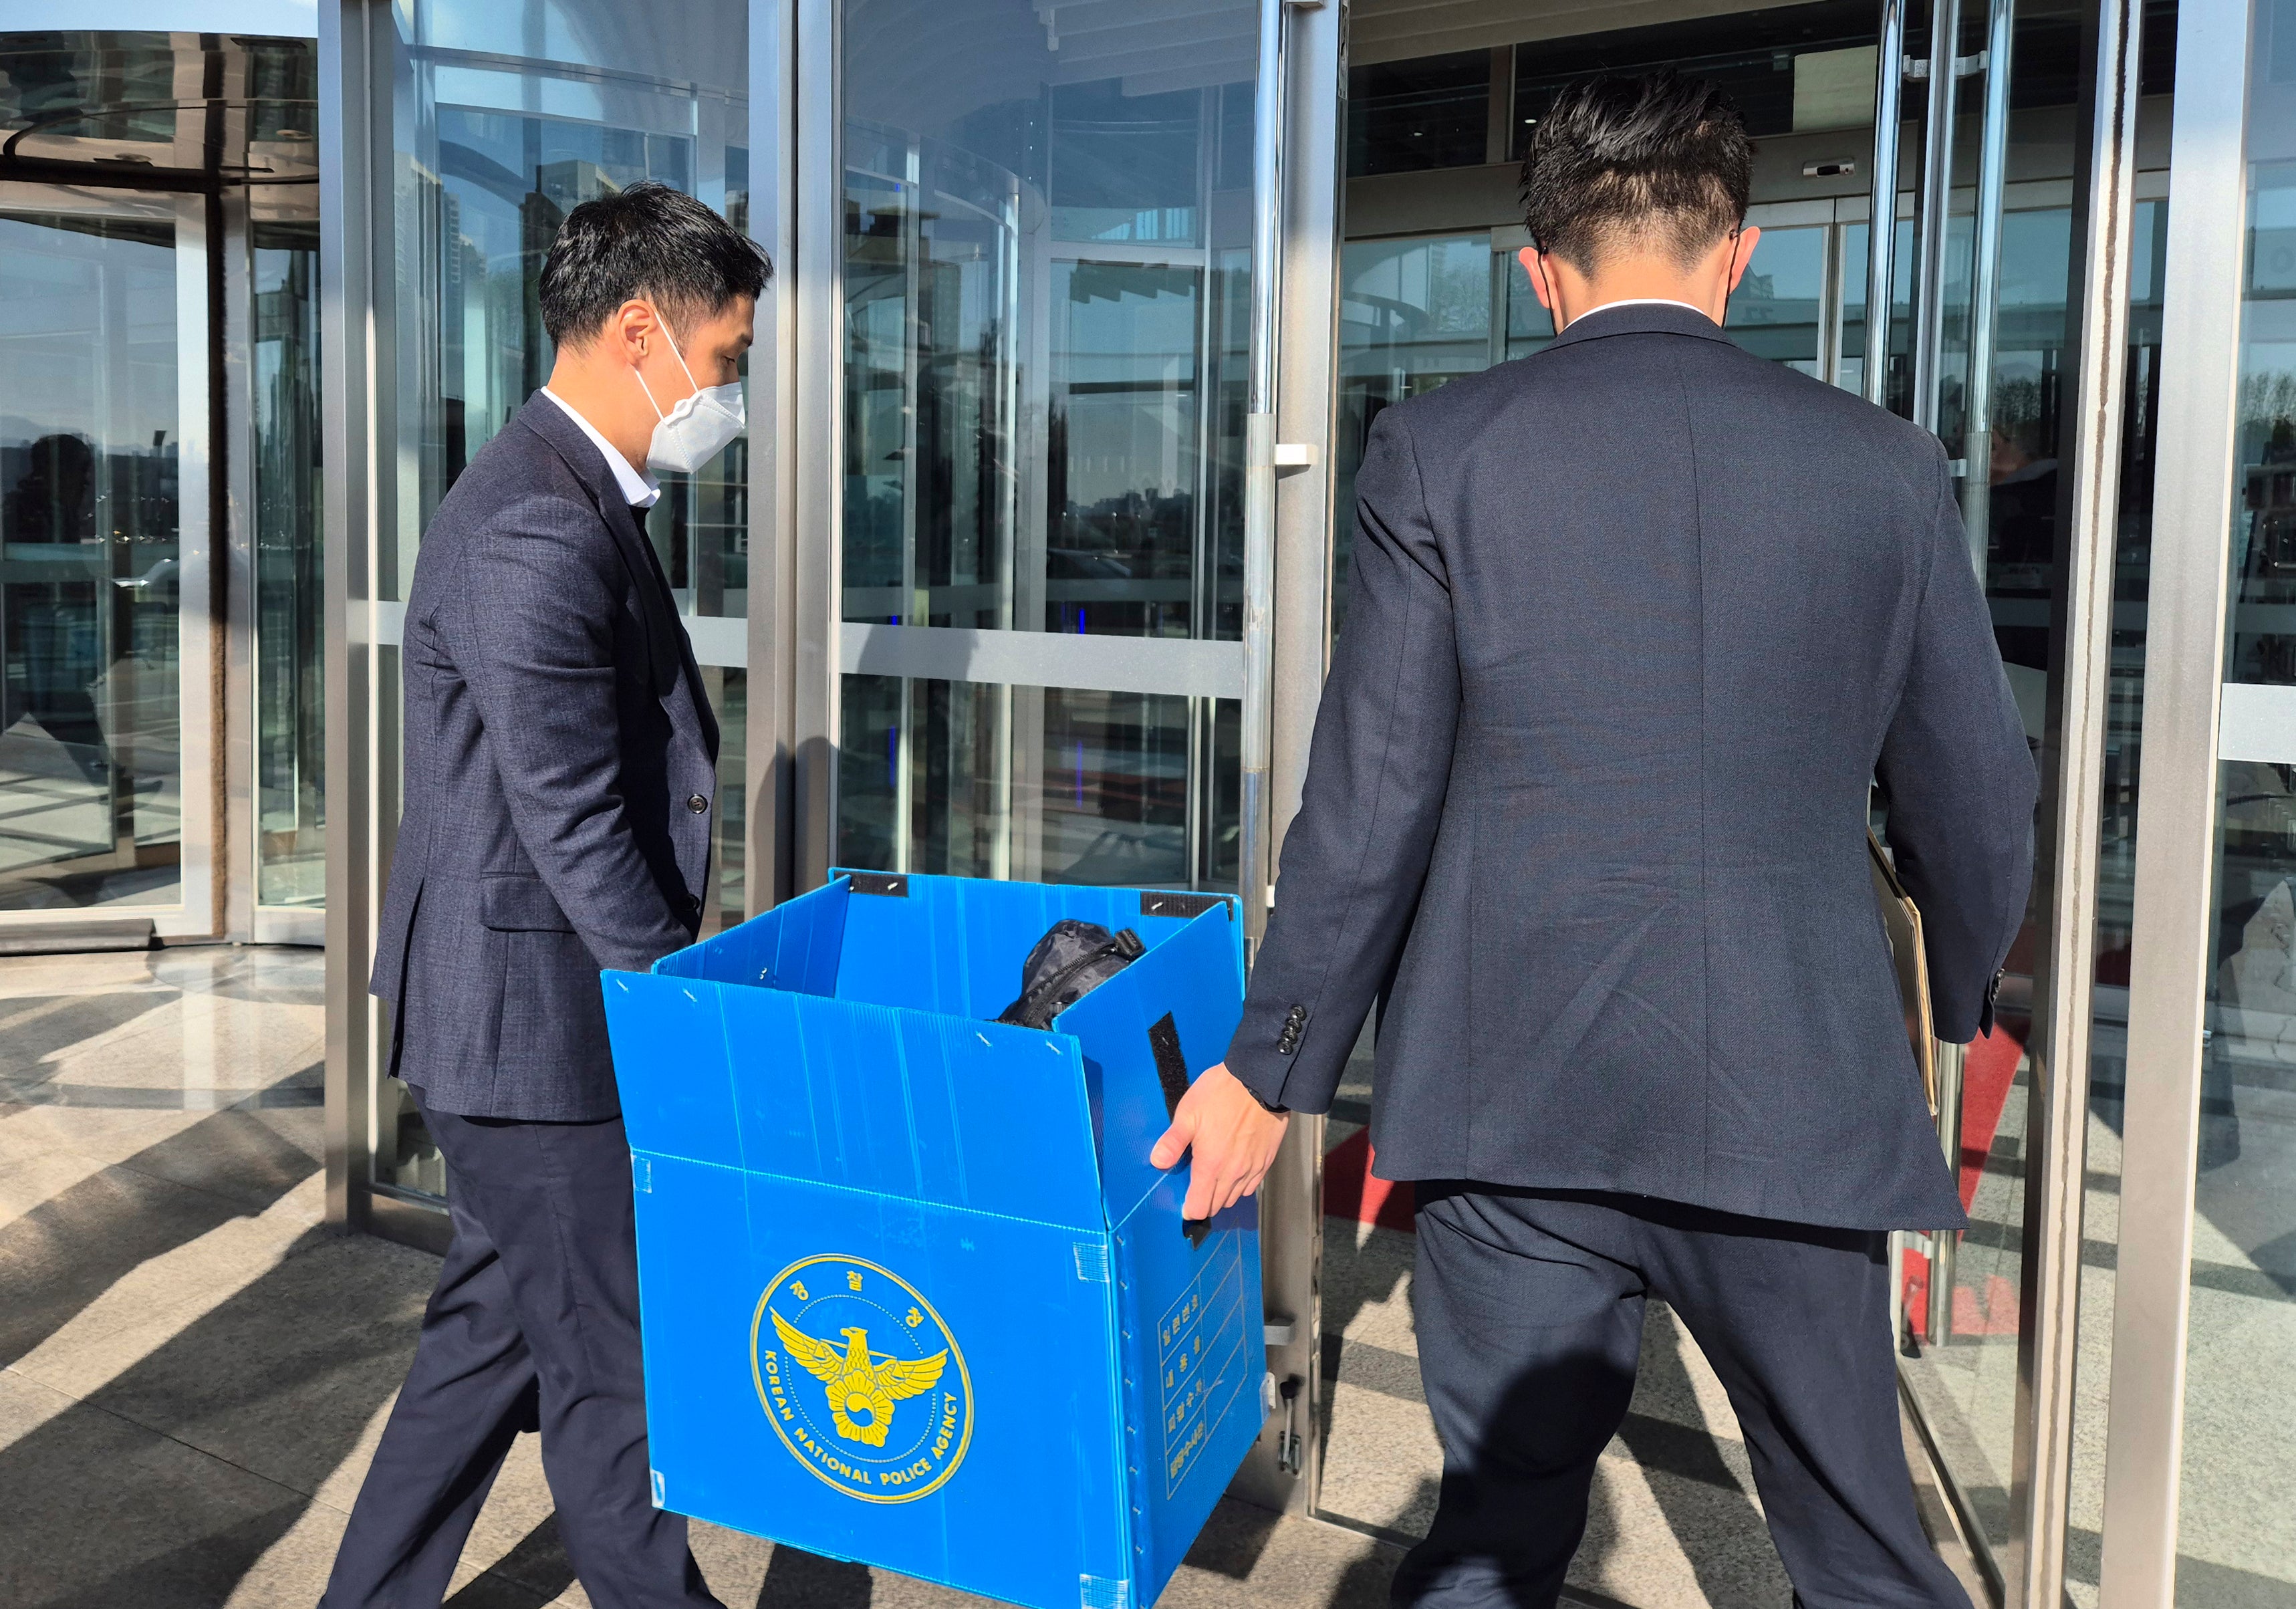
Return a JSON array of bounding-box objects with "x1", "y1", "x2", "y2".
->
[
  {"x1": 1153, "y1": 74, "x2": 2033, "y2": 1606},
  {"x1": 324, "y1": 182, "x2": 766, "y2": 1608}
]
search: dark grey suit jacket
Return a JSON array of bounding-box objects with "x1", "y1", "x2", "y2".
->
[
  {"x1": 1227, "y1": 301, "x2": 2035, "y2": 1230},
  {"x1": 372, "y1": 393, "x2": 720, "y2": 1122}
]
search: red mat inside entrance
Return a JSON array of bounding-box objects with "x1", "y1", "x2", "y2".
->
[
  {"x1": 1902, "y1": 1013, "x2": 2030, "y2": 1340},
  {"x1": 1322, "y1": 1128, "x2": 1416, "y2": 1232}
]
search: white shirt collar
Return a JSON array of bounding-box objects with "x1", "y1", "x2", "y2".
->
[
  {"x1": 1566, "y1": 296, "x2": 1718, "y2": 328},
  {"x1": 541, "y1": 388, "x2": 660, "y2": 509}
]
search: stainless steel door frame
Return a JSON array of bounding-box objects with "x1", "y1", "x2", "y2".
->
[
  {"x1": 1910, "y1": 0, "x2": 1964, "y2": 436},
  {"x1": 1240, "y1": 0, "x2": 1345, "y2": 1517},
  {"x1": 319, "y1": 0, "x2": 397, "y2": 1238},
  {"x1": 1864, "y1": 0, "x2": 1911, "y2": 407},
  {"x1": 2008, "y1": 1, "x2": 2148, "y2": 1602},
  {"x1": 2097, "y1": 2, "x2": 2255, "y2": 1603},
  {"x1": 743, "y1": 0, "x2": 808, "y2": 904},
  {"x1": 1958, "y1": 0, "x2": 2020, "y2": 580}
]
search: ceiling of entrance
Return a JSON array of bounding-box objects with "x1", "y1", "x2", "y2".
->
[{"x1": 1350, "y1": 0, "x2": 1840, "y2": 66}]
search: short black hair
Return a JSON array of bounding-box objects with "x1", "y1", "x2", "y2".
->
[
  {"x1": 538, "y1": 180, "x2": 770, "y2": 348},
  {"x1": 1521, "y1": 71, "x2": 1753, "y2": 273}
]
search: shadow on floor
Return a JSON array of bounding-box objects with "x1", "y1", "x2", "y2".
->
[
  {"x1": 753, "y1": 1543, "x2": 873, "y2": 1609},
  {"x1": 0, "y1": 1224, "x2": 421, "y2": 1606},
  {"x1": 0, "y1": 1102, "x2": 323, "y2": 1373}
]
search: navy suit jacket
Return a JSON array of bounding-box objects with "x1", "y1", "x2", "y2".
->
[
  {"x1": 372, "y1": 393, "x2": 720, "y2": 1122},
  {"x1": 1226, "y1": 302, "x2": 2036, "y2": 1230}
]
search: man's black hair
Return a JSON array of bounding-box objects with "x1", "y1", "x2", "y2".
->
[
  {"x1": 1520, "y1": 71, "x2": 1753, "y2": 273},
  {"x1": 538, "y1": 180, "x2": 770, "y2": 348}
]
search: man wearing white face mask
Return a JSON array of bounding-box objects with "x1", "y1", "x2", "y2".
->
[{"x1": 328, "y1": 182, "x2": 766, "y2": 1609}]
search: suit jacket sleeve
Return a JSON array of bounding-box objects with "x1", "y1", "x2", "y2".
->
[
  {"x1": 1874, "y1": 451, "x2": 2039, "y2": 1042},
  {"x1": 453, "y1": 495, "x2": 692, "y2": 975},
  {"x1": 1224, "y1": 409, "x2": 1460, "y2": 1112}
]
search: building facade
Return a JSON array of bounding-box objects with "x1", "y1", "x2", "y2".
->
[{"x1": 3, "y1": 0, "x2": 2293, "y2": 1602}]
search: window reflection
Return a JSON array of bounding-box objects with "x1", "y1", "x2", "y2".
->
[
  {"x1": 1725, "y1": 223, "x2": 1828, "y2": 374},
  {"x1": 254, "y1": 223, "x2": 326, "y2": 908},
  {"x1": 377, "y1": 0, "x2": 749, "y2": 1203},
  {"x1": 0, "y1": 208, "x2": 184, "y2": 911},
  {"x1": 388, "y1": 0, "x2": 749, "y2": 613},
  {"x1": 1347, "y1": 51, "x2": 1491, "y2": 177},
  {"x1": 2184, "y1": 76, "x2": 2296, "y2": 1588},
  {"x1": 834, "y1": 0, "x2": 1255, "y2": 890},
  {"x1": 838, "y1": 671, "x2": 1239, "y2": 891}
]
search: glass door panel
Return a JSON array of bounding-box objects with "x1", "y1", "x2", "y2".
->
[
  {"x1": 1333, "y1": 233, "x2": 1495, "y2": 634},
  {"x1": 253, "y1": 221, "x2": 326, "y2": 909},
  {"x1": 373, "y1": 0, "x2": 750, "y2": 1205},
  {"x1": 1726, "y1": 221, "x2": 1832, "y2": 374},
  {"x1": 0, "y1": 199, "x2": 190, "y2": 913},
  {"x1": 1890, "y1": 13, "x2": 2176, "y2": 1595},
  {"x1": 2183, "y1": 45, "x2": 2296, "y2": 1592},
  {"x1": 834, "y1": 0, "x2": 1258, "y2": 890}
]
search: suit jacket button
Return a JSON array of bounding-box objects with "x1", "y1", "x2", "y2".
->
[{"x1": 686, "y1": 793, "x2": 709, "y2": 814}]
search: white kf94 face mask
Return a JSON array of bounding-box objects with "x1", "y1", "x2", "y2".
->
[{"x1": 632, "y1": 305, "x2": 745, "y2": 475}]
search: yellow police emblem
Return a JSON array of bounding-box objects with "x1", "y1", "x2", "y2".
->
[{"x1": 749, "y1": 1254, "x2": 973, "y2": 1503}]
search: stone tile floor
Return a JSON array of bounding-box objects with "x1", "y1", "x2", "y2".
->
[{"x1": 0, "y1": 946, "x2": 1977, "y2": 1609}]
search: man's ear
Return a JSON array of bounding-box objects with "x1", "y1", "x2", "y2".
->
[
  {"x1": 1725, "y1": 225, "x2": 1762, "y2": 292},
  {"x1": 608, "y1": 298, "x2": 660, "y2": 362},
  {"x1": 1519, "y1": 246, "x2": 1557, "y2": 314}
]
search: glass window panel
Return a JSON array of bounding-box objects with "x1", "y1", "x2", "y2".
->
[
  {"x1": 1837, "y1": 217, "x2": 1917, "y2": 409},
  {"x1": 380, "y1": 0, "x2": 748, "y2": 1200},
  {"x1": 1035, "y1": 688, "x2": 1194, "y2": 886},
  {"x1": 388, "y1": 1, "x2": 749, "y2": 610},
  {"x1": 1886, "y1": 184, "x2": 2168, "y2": 1590},
  {"x1": 839, "y1": 672, "x2": 903, "y2": 876},
  {"x1": 2182, "y1": 26, "x2": 2296, "y2": 1592},
  {"x1": 1346, "y1": 50, "x2": 1490, "y2": 177},
  {"x1": 253, "y1": 221, "x2": 326, "y2": 908},
  {"x1": 711, "y1": 666, "x2": 745, "y2": 929},
  {"x1": 1333, "y1": 235, "x2": 1497, "y2": 634},
  {"x1": 1051, "y1": 80, "x2": 1205, "y2": 246},
  {"x1": 1503, "y1": 251, "x2": 1558, "y2": 359},
  {"x1": 1512, "y1": 0, "x2": 1880, "y2": 150},
  {"x1": 1726, "y1": 223, "x2": 1828, "y2": 374},
  {"x1": 0, "y1": 206, "x2": 184, "y2": 911},
  {"x1": 833, "y1": 672, "x2": 1238, "y2": 893},
  {"x1": 836, "y1": 0, "x2": 1255, "y2": 889},
  {"x1": 1049, "y1": 262, "x2": 1204, "y2": 638},
  {"x1": 0, "y1": 33, "x2": 184, "y2": 144}
]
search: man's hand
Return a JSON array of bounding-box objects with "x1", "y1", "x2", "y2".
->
[{"x1": 1150, "y1": 1062, "x2": 1290, "y2": 1221}]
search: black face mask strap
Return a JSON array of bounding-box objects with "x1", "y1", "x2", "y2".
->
[{"x1": 1718, "y1": 224, "x2": 1748, "y2": 323}]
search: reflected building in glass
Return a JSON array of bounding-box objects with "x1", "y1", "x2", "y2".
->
[
  {"x1": 833, "y1": 0, "x2": 1254, "y2": 892},
  {"x1": 0, "y1": 28, "x2": 322, "y2": 943}
]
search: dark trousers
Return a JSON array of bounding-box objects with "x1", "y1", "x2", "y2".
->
[
  {"x1": 320, "y1": 1096, "x2": 722, "y2": 1609},
  {"x1": 1396, "y1": 1186, "x2": 1968, "y2": 1609}
]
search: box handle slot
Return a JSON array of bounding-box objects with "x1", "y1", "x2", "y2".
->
[
  {"x1": 1140, "y1": 890, "x2": 1229, "y2": 920},
  {"x1": 1150, "y1": 1012, "x2": 1215, "y2": 1247}
]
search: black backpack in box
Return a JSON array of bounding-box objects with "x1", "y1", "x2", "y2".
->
[{"x1": 995, "y1": 920, "x2": 1146, "y2": 1029}]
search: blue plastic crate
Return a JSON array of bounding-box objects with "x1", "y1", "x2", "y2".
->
[{"x1": 602, "y1": 872, "x2": 1266, "y2": 1609}]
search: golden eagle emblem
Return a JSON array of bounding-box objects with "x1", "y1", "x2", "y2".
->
[{"x1": 769, "y1": 1308, "x2": 949, "y2": 1447}]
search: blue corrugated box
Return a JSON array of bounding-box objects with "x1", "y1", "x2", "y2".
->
[{"x1": 602, "y1": 872, "x2": 1267, "y2": 1609}]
